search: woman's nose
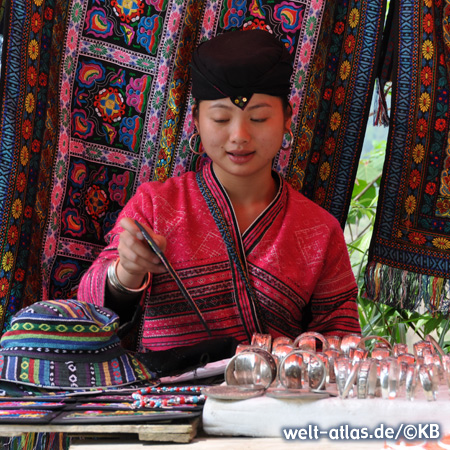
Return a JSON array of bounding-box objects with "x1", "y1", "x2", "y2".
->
[{"x1": 230, "y1": 120, "x2": 250, "y2": 144}]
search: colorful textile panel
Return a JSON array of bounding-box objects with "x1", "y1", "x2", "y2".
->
[
  {"x1": 287, "y1": 0, "x2": 386, "y2": 225},
  {"x1": 0, "y1": 0, "x2": 386, "y2": 331},
  {"x1": 0, "y1": 0, "x2": 71, "y2": 333},
  {"x1": 365, "y1": 0, "x2": 450, "y2": 315},
  {"x1": 40, "y1": 0, "x2": 326, "y2": 303}
]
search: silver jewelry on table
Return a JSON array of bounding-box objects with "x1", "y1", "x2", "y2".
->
[
  {"x1": 293, "y1": 332, "x2": 329, "y2": 352},
  {"x1": 413, "y1": 340, "x2": 434, "y2": 358},
  {"x1": 272, "y1": 336, "x2": 293, "y2": 350},
  {"x1": 225, "y1": 348, "x2": 277, "y2": 389},
  {"x1": 335, "y1": 356, "x2": 351, "y2": 397},
  {"x1": 349, "y1": 347, "x2": 368, "y2": 363},
  {"x1": 202, "y1": 385, "x2": 265, "y2": 400},
  {"x1": 235, "y1": 344, "x2": 253, "y2": 354},
  {"x1": 326, "y1": 335, "x2": 342, "y2": 351},
  {"x1": 107, "y1": 257, "x2": 151, "y2": 294},
  {"x1": 397, "y1": 361, "x2": 408, "y2": 391},
  {"x1": 397, "y1": 353, "x2": 415, "y2": 365},
  {"x1": 379, "y1": 357, "x2": 399, "y2": 400},
  {"x1": 393, "y1": 343, "x2": 408, "y2": 357},
  {"x1": 418, "y1": 364, "x2": 437, "y2": 401},
  {"x1": 323, "y1": 349, "x2": 341, "y2": 384},
  {"x1": 341, "y1": 360, "x2": 359, "y2": 399},
  {"x1": 315, "y1": 352, "x2": 330, "y2": 386},
  {"x1": 442, "y1": 355, "x2": 450, "y2": 394},
  {"x1": 405, "y1": 363, "x2": 418, "y2": 401},
  {"x1": 425, "y1": 334, "x2": 445, "y2": 357},
  {"x1": 357, "y1": 359, "x2": 377, "y2": 399},
  {"x1": 278, "y1": 349, "x2": 326, "y2": 391},
  {"x1": 272, "y1": 344, "x2": 295, "y2": 363},
  {"x1": 371, "y1": 347, "x2": 391, "y2": 360},
  {"x1": 340, "y1": 334, "x2": 361, "y2": 356},
  {"x1": 357, "y1": 335, "x2": 392, "y2": 349},
  {"x1": 251, "y1": 333, "x2": 273, "y2": 352}
]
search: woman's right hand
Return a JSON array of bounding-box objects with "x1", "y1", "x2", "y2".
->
[{"x1": 115, "y1": 217, "x2": 167, "y2": 289}]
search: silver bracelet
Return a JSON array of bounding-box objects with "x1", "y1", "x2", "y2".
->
[{"x1": 107, "y1": 258, "x2": 150, "y2": 295}]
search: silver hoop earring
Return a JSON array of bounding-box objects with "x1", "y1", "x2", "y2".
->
[
  {"x1": 189, "y1": 132, "x2": 202, "y2": 155},
  {"x1": 281, "y1": 129, "x2": 294, "y2": 151}
]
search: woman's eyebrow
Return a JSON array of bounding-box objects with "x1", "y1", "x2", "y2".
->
[
  {"x1": 207, "y1": 102, "x2": 272, "y2": 111},
  {"x1": 246, "y1": 103, "x2": 272, "y2": 111},
  {"x1": 208, "y1": 103, "x2": 233, "y2": 110}
]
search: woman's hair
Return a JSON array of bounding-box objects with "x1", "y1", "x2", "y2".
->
[
  {"x1": 192, "y1": 95, "x2": 292, "y2": 120},
  {"x1": 190, "y1": 29, "x2": 293, "y2": 110}
]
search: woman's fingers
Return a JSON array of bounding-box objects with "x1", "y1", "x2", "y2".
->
[{"x1": 118, "y1": 218, "x2": 167, "y2": 275}]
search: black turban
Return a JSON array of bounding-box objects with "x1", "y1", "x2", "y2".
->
[{"x1": 190, "y1": 29, "x2": 293, "y2": 109}]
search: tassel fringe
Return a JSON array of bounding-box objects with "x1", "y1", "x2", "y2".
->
[
  {"x1": 364, "y1": 261, "x2": 450, "y2": 316},
  {"x1": 0, "y1": 433, "x2": 70, "y2": 450},
  {"x1": 373, "y1": 78, "x2": 390, "y2": 127}
]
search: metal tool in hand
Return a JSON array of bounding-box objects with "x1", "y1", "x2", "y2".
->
[{"x1": 134, "y1": 220, "x2": 211, "y2": 337}]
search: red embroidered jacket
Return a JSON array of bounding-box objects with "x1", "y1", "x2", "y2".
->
[{"x1": 78, "y1": 162, "x2": 361, "y2": 350}]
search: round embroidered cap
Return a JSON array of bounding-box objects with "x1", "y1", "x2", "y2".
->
[
  {"x1": 190, "y1": 29, "x2": 293, "y2": 109},
  {"x1": 0, "y1": 300, "x2": 156, "y2": 389}
]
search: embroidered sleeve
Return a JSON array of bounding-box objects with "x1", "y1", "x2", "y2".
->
[{"x1": 77, "y1": 184, "x2": 155, "y2": 306}]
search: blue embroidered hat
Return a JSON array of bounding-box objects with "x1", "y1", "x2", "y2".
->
[{"x1": 0, "y1": 299, "x2": 156, "y2": 389}]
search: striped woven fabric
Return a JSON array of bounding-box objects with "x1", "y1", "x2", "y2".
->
[
  {"x1": 0, "y1": 299, "x2": 156, "y2": 389},
  {"x1": 1, "y1": 299, "x2": 119, "y2": 351}
]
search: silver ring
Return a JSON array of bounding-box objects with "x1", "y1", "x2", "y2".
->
[
  {"x1": 357, "y1": 359, "x2": 377, "y2": 399},
  {"x1": 379, "y1": 357, "x2": 399, "y2": 400},
  {"x1": 413, "y1": 340, "x2": 433, "y2": 358},
  {"x1": 225, "y1": 348, "x2": 277, "y2": 389},
  {"x1": 326, "y1": 335, "x2": 342, "y2": 351},
  {"x1": 371, "y1": 347, "x2": 391, "y2": 360},
  {"x1": 405, "y1": 363, "x2": 418, "y2": 401},
  {"x1": 335, "y1": 356, "x2": 351, "y2": 397},
  {"x1": 323, "y1": 349, "x2": 341, "y2": 384},
  {"x1": 272, "y1": 336, "x2": 293, "y2": 350},
  {"x1": 341, "y1": 361, "x2": 359, "y2": 399},
  {"x1": 357, "y1": 335, "x2": 392, "y2": 351},
  {"x1": 340, "y1": 334, "x2": 361, "y2": 355},
  {"x1": 278, "y1": 349, "x2": 326, "y2": 391},
  {"x1": 418, "y1": 364, "x2": 437, "y2": 401},
  {"x1": 251, "y1": 333, "x2": 273, "y2": 352},
  {"x1": 293, "y1": 332, "x2": 329, "y2": 352},
  {"x1": 393, "y1": 343, "x2": 408, "y2": 357}
]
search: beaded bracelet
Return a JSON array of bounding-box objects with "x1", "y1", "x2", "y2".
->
[
  {"x1": 131, "y1": 393, "x2": 206, "y2": 409},
  {"x1": 135, "y1": 385, "x2": 203, "y2": 395},
  {"x1": 107, "y1": 258, "x2": 151, "y2": 295}
]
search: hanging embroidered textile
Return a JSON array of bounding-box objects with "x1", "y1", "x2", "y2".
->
[
  {"x1": 287, "y1": 0, "x2": 386, "y2": 225},
  {"x1": 364, "y1": 0, "x2": 450, "y2": 315},
  {"x1": 0, "y1": 0, "x2": 385, "y2": 333},
  {"x1": 0, "y1": 0, "x2": 70, "y2": 332}
]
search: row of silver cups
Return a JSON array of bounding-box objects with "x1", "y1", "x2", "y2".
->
[{"x1": 224, "y1": 332, "x2": 450, "y2": 400}]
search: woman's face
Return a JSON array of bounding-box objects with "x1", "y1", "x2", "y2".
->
[{"x1": 194, "y1": 93, "x2": 291, "y2": 181}]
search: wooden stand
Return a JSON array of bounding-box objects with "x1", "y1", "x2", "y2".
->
[{"x1": 0, "y1": 417, "x2": 200, "y2": 444}]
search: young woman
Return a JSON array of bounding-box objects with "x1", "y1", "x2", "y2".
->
[{"x1": 78, "y1": 29, "x2": 361, "y2": 352}]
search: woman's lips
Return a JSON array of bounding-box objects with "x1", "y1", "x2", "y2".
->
[{"x1": 227, "y1": 151, "x2": 255, "y2": 164}]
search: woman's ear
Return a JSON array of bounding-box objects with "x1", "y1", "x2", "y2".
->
[
  {"x1": 192, "y1": 104, "x2": 199, "y2": 130},
  {"x1": 284, "y1": 115, "x2": 292, "y2": 134},
  {"x1": 284, "y1": 101, "x2": 293, "y2": 131}
]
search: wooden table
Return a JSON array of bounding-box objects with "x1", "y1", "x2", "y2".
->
[{"x1": 0, "y1": 417, "x2": 200, "y2": 444}]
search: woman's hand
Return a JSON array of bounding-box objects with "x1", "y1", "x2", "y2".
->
[{"x1": 115, "y1": 217, "x2": 167, "y2": 289}]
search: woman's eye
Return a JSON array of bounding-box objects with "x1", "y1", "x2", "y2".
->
[
  {"x1": 251, "y1": 117, "x2": 267, "y2": 123},
  {"x1": 212, "y1": 118, "x2": 229, "y2": 123}
]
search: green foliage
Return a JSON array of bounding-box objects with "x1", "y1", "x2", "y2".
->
[{"x1": 345, "y1": 140, "x2": 450, "y2": 350}]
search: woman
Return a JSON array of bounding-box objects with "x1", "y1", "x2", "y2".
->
[{"x1": 78, "y1": 29, "x2": 361, "y2": 352}]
